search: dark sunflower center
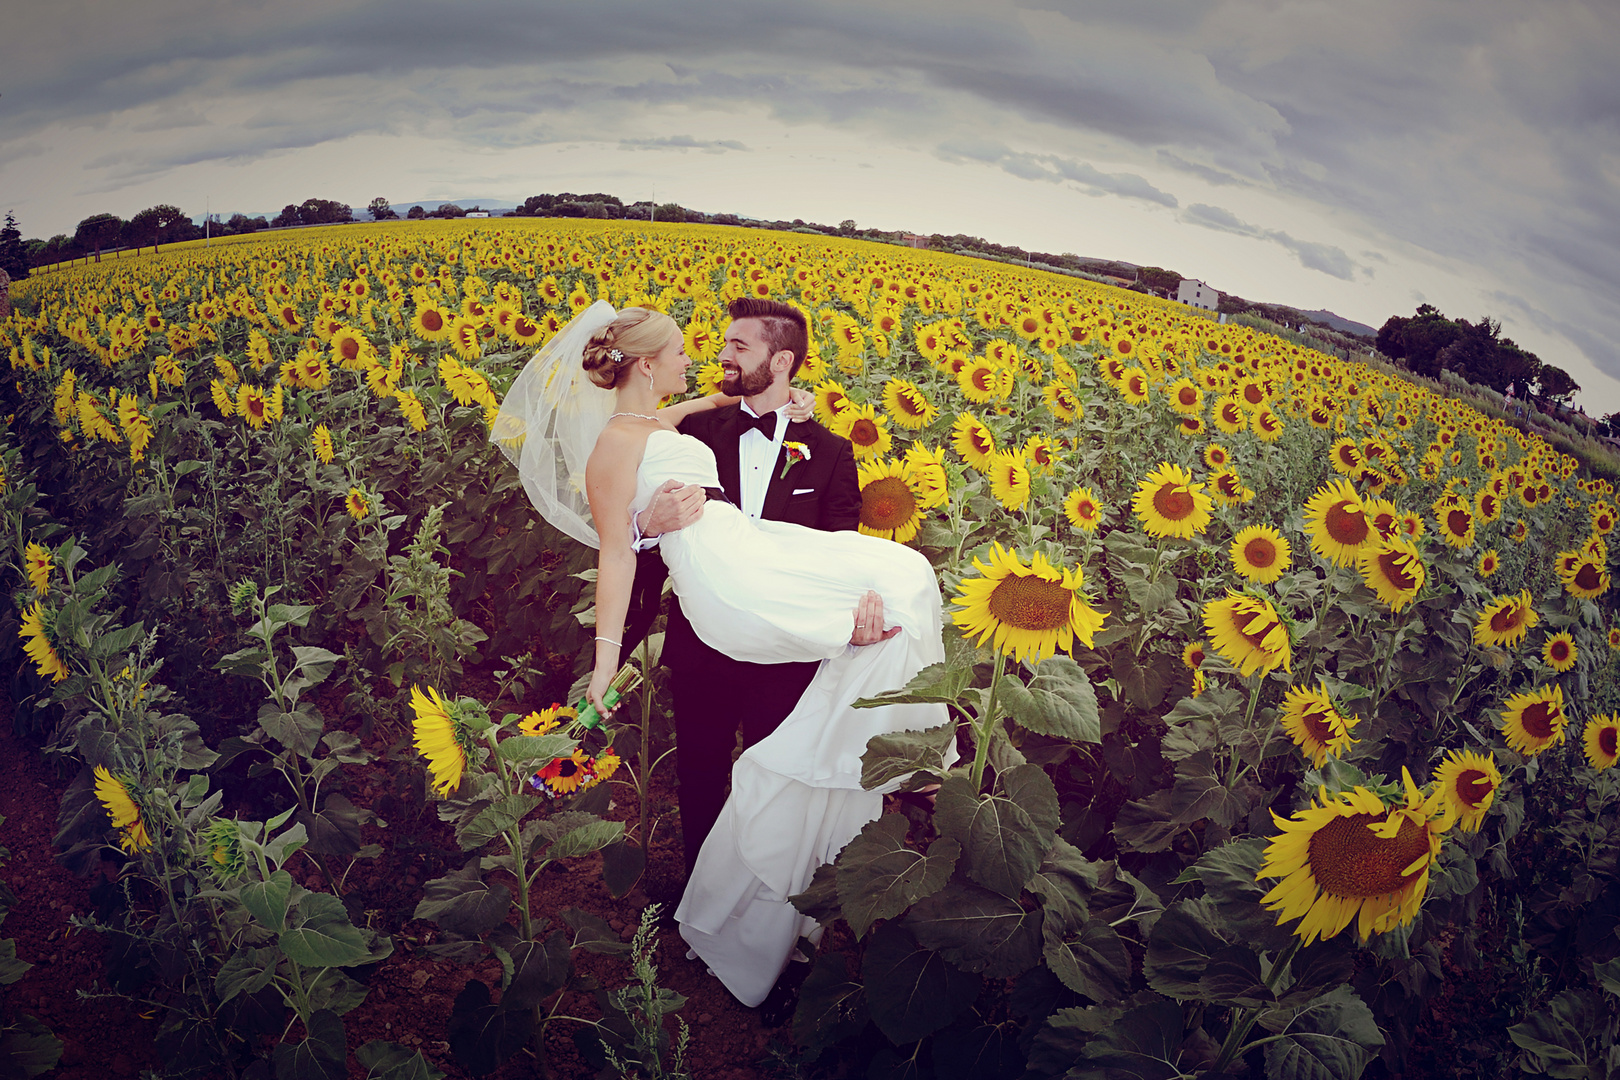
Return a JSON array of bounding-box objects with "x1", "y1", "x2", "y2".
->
[
  {"x1": 1447, "y1": 510, "x2": 1472, "y2": 537},
  {"x1": 1075, "y1": 499, "x2": 1098, "y2": 520},
  {"x1": 557, "y1": 759, "x2": 582, "y2": 777},
  {"x1": 1244, "y1": 538, "x2": 1278, "y2": 568},
  {"x1": 1520, "y1": 701, "x2": 1559, "y2": 739},
  {"x1": 1325, "y1": 502, "x2": 1369, "y2": 546},
  {"x1": 1308, "y1": 812, "x2": 1429, "y2": 897},
  {"x1": 1177, "y1": 387, "x2": 1198, "y2": 406},
  {"x1": 861, "y1": 478, "x2": 917, "y2": 529},
  {"x1": 1221, "y1": 404, "x2": 1241, "y2": 423},
  {"x1": 421, "y1": 310, "x2": 443, "y2": 332},
  {"x1": 1238, "y1": 608, "x2": 1281, "y2": 650},
  {"x1": 1217, "y1": 475, "x2": 1241, "y2": 497},
  {"x1": 1575, "y1": 563, "x2": 1602, "y2": 590},
  {"x1": 341, "y1": 338, "x2": 360, "y2": 360},
  {"x1": 1154, "y1": 484, "x2": 1195, "y2": 520},
  {"x1": 1337, "y1": 447, "x2": 1359, "y2": 467},
  {"x1": 1117, "y1": 339, "x2": 1133, "y2": 354},
  {"x1": 1455, "y1": 769, "x2": 1493, "y2": 808},
  {"x1": 971, "y1": 369, "x2": 994, "y2": 391},
  {"x1": 1601, "y1": 727, "x2": 1618, "y2": 757},
  {"x1": 1300, "y1": 705, "x2": 1336, "y2": 745},
  {"x1": 1243, "y1": 384, "x2": 1264, "y2": 405},
  {"x1": 849, "y1": 419, "x2": 879, "y2": 446},
  {"x1": 1377, "y1": 550, "x2": 1417, "y2": 591},
  {"x1": 986, "y1": 574, "x2": 1073, "y2": 632},
  {"x1": 1490, "y1": 604, "x2": 1524, "y2": 632}
]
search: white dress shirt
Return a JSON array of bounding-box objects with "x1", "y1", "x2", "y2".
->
[{"x1": 737, "y1": 402, "x2": 787, "y2": 519}]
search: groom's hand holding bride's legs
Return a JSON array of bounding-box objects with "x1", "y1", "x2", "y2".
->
[
  {"x1": 637, "y1": 479, "x2": 706, "y2": 539},
  {"x1": 850, "y1": 590, "x2": 902, "y2": 647}
]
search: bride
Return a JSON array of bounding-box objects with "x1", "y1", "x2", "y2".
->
[{"x1": 493, "y1": 300, "x2": 949, "y2": 1008}]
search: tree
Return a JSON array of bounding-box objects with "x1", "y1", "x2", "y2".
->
[
  {"x1": 1536, "y1": 365, "x2": 1578, "y2": 403},
  {"x1": 407, "y1": 205, "x2": 426, "y2": 220},
  {"x1": 225, "y1": 213, "x2": 267, "y2": 234},
  {"x1": 838, "y1": 219, "x2": 857, "y2": 235},
  {"x1": 0, "y1": 211, "x2": 27, "y2": 281},
  {"x1": 430, "y1": 203, "x2": 464, "y2": 219},
  {"x1": 368, "y1": 197, "x2": 396, "y2": 221},
  {"x1": 273, "y1": 203, "x2": 302, "y2": 228},
  {"x1": 125, "y1": 204, "x2": 188, "y2": 253},
  {"x1": 74, "y1": 212, "x2": 124, "y2": 262},
  {"x1": 1137, "y1": 266, "x2": 1182, "y2": 295},
  {"x1": 299, "y1": 198, "x2": 353, "y2": 225}
]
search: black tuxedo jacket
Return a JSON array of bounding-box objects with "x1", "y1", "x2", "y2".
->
[{"x1": 622, "y1": 405, "x2": 860, "y2": 662}]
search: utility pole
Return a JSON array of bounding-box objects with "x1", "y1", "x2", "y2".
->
[
  {"x1": 206, "y1": 197, "x2": 211, "y2": 246},
  {"x1": 650, "y1": 187, "x2": 655, "y2": 224}
]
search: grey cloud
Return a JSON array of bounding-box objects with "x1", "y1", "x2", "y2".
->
[
  {"x1": 1181, "y1": 203, "x2": 1357, "y2": 280},
  {"x1": 1155, "y1": 150, "x2": 1247, "y2": 187},
  {"x1": 619, "y1": 135, "x2": 749, "y2": 152},
  {"x1": 937, "y1": 139, "x2": 1178, "y2": 207}
]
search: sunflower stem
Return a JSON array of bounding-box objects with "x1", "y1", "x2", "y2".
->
[
  {"x1": 970, "y1": 651, "x2": 1006, "y2": 793},
  {"x1": 1210, "y1": 937, "x2": 1302, "y2": 1074},
  {"x1": 1227, "y1": 675, "x2": 1264, "y2": 788}
]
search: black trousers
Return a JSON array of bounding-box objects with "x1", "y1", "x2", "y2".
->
[{"x1": 669, "y1": 628, "x2": 820, "y2": 877}]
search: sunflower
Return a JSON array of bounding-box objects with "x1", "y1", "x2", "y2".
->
[
  {"x1": 1132, "y1": 462, "x2": 1212, "y2": 539},
  {"x1": 1251, "y1": 407, "x2": 1284, "y2": 442},
  {"x1": 330, "y1": 326, "x2": 372, "y2": 370},
  {"x1": 950, "y1": 543, "x2": 1107, "y2": 663},
  {"x1": 1500, "y1": 683, "x2": 1567, "y2": 757},
  {"x1": 832, "y1": 403, "x2": 891, "y2": 462},
  {"x1": 1230, "y1": 525, "x2": 1292, "y2": 584},
  {"x1": 1278, "y1": 682, "x2": 1360, "y2": 768},
  {"x1": 592, "y1": 747, "x2": 622, "y2": 781},
  {"x1": 1559, "y1": 556, "x2": 1610, "y2": 599},
  {"x1": 1063, "y1": 486, "x2": 1104, "y2": 532},
  {"x1": 1119, "y1": 368, "x2": 1151, "y2": 405},
  {"x1": 1023, "y1": 435, "x2": 1061, "y2": 474},
  {"x1": 1043, "y1": 383, "x2": 1081, "y2": 421},
  {"x1": 210, "y1": 378, "x2": 236, "y2": 419},
  {"x1": 956, "y1": 357, "x2": 1007, "y2": 404},
  {"x1": 1328, "y1": 438, "x2": 1364, "y2": 476},
  {"x1": 24, "y1": 542, "x2": 51, "y2": 594},
  {"x1": 394, "y1": 390, "x2": 429, "y2": 432},
  {"x1": 1357, "y1": 534, "x2": 1426, "y2": 612},
  {"x1": 519, "y1": 704, "x2": 576, "y2": 737},
  {"x1": 1303, "y1": 479, "x2": 1374, "y2": 567},
  {"x1": 19, "y1": 602, "x2": 68, "y2": 683},
  {"x1": 1203, "y1": 591, "x2": 1292, "y2": 677},
  {"x1": 313, "y1": 424, "x2": 335, "y2": 464},
  {"x1": 1208, "y1": 468, "x2": 1254, "y2": 507},
  {"x1": 901, "y1": 444, "x2": 950, "y2": 509},
  {"x1": 1583, "y1": 715, "x2": 1620, "y2": 771},
  {"x1": 951, "y1": 412, "x2": 997, "y2": 472},
  {"x1": 1166, "y1": 378, "x2": 1203, "y2": 416},
  {"x1": 1258, "y1": 768, "x2": 1446, "y2": 945},
  {"x1": 882, "y1": 378, "x2": 937, "y2": 430},
  {"x1": 988, "y1": 450, "x2": 1032, "y2": 511},
  {"x1": 1542, "y1": 632, "x2": 1576, "y2": 672},
  {"x1": 201, "y1": 819, "x2": 247, "y2": 878},
  {"x1": 410, "y1": 684, "x2": 470, "y2": 796},
  {"x1": 1182, "y1": 640, "x2": 1208, "y2": 670},
  {"x1": 858, "y1": 457, "x2": 927, "y2": 542},
  {"x1": 1435, "y1": 504, "x2": 1476, "y2": 549},
  {"x1": 536, "y1": 749, "x2": 595, "y2": 796},
  {"x1": 1213, "y1": 398, "x2": 1247, "y2": 434},
  {"x1": 93, "y1": 765, "x2": 152, "y2": 853},
  {"x1": 346, "y1": 487, "x2": 372, "y2": 521},
  {"x1": 236, "y1": 384, "x2": 269, "y2": 430},
  {"x1": 1477, "y1": 549, "x2": 1499, "y2": 577},
  {"x1": 1610, "y1": 627, "x2": 1620, "y2": 651},
  {"x1": 1474, "y1": 590, "x2": 1537, "y2": 647},
  {"x1": 1432, "y1": 749, "x2": 1500, "y2": 832},
  {"x1": 411, "y1": 302, "x2": 453, "y2": 342}
]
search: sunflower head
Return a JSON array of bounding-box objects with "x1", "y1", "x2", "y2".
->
[
  {"x1": 951, "y1": 543, "x2": 1106, "y2": 663},
  {"x1": 1063, "y1": 486, "x2": 1104, "y2": 532},
  {"x1": 1583, "y1": 715, "x2": 1620, "y2": 771},
  {"x1": 1357, "y1": 534, "x2": 1426, "y2": 613},
  {"x1": 1132, "y1": 461, "x2": 1213, "y2": 540},
  {"x1": 1202, "y1": 590, "x2": 1292, "y2": 678},
  {"x1": 1473, "y1": 590, "x2": 1539, "y2": 648},
  {"x1": 1230, "y1": 524, "x2": 1292, "y2": 585},
  {"x1": 1279, "y1": 683, "x2": 1360, "y2": 768},
  {"x1": 1432, "y1": 749, "x2": 1500, "y2": 832},
  {"x1": 858, "y1": 457, "x2": 927, "y2": 543},
  {"x1": 1500, "y1": 683, "x2": 1567, "y2": 758},
  {"x1": 1303, "y1": 479, "x2": 1374, "y2": 567},
  {"x1": 410, "y1": 684, "x2": 484, "y2": 796},
  {"x1": 1542, "y1": 632, "x2": 1577, "y2": 672},
  {"x1": 201, "y1": 819, "x2": 248, "y2": 878},
  {"x1": 93, "y1": 764, "x2": 152, "y2": 852}
]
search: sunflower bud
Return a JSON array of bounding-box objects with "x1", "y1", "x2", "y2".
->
[
  {"x1": 200, "y1": 819, "x2": 247, "y2": 878},
  {"x1": 230, "y1": 579, "x2": 258, "y2": 614}
]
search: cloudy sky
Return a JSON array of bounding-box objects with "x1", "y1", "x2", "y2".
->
[{"x1": 4, "y1": 1, "x2": 1618, "y2": 412}]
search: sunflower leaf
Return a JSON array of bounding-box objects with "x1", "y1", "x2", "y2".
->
[
  {"x1": 1065, "y1": 998, "x2": 1188, "y2": 1080},
  {"x1": 496, "y1": 733, "x2": 581, "y2": 766},
  {"x1": 457, "y1": 795, "x2": 534, "y2": 852},
  {"x1": 414, "y1": 858, "x2": 512, "y2": 937},
  {"x1": 859, "y1": 719, "x2": 958, "y2": 791},
  {"x1": 1043, "y1": 919, "x2": 1133, "y2": 1003},
  {"x1": 1144, "y1": 899, "x2": 1270, "y2": 1006},
  {"x1": 836, "y1": 815, "x2": 960, "y2": 938},
  {"x1": 544, "y1": 818, "x2": 624, "y2": 861},
  {"x1": 862, "y1": 922, "x2": 982, "y2": 1045},
  {"x1": 793, "y1": 951, "x2": 868, "y2": 1055},
  {"x1": 936, "y1": 778, "x2": 1049, "y2": 896},
  {"x1": 1003, "y1": 656, "x2": 1099, "y2": 742},
  {"x1": 1261, "y1": 984, "x2": 1384, "y2": 1080},
  {"x1": 852, "y1": 662, "x2": 979, "y2": 709}
]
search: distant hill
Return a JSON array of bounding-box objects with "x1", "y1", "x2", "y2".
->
[{"x1": 1300, "y1": 309, "x2": 1378, "y2": 339}]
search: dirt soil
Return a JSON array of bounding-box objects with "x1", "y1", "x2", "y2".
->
[{"x1": 0, "y1": 689, "x2": 805, "y2": 1080}]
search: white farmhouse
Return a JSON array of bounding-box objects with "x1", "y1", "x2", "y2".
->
[{"x1": 1178, "y1": 278, "x2": 1218, "y2": 311}]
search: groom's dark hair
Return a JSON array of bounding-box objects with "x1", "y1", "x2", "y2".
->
[{"x1": 728, "y1": 298, "x2": 809, "y2": 378}]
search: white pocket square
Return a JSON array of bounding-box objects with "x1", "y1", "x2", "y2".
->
[{"x1": 792, "y1": 488, "x2": 815, "y2": 495}]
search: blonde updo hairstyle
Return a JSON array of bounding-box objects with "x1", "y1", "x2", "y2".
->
[{"x1": 581, "y1": 307, "x2": 681, "y2": 389}]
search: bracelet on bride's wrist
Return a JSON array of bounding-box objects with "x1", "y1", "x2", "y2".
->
[{"x1": 595, "y1": 635, "x2": 622, "y2": 647}]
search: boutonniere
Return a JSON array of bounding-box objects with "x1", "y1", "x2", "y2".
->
[{"x1": 779, "y1": 441, "x2": 811, "y2": 479}]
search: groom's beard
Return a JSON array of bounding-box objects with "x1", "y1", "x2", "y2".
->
[{"x1": 722, "y1": 362, "x2": 774, "y2": 397}]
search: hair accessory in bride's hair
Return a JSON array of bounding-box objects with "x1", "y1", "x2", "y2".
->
[{"x1": 608, "y1": 348, "x2": 625, "y2": 364}]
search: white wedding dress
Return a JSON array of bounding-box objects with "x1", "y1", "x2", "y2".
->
[{"x1": 637, "y1": 428, "x2": 950, "y2": 1006}]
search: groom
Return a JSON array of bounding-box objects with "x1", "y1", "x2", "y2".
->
[{"x1": 623, "y1": 297, "x2": 893, "y2": 881}]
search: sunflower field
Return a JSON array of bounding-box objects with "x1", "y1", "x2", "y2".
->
[{"x1": 2, "y1": 217, "x2": 1619, "y2": 1079}]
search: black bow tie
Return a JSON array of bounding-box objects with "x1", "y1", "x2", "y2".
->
[{"x1": 739, "y1": 411, "x2": 780, "y2": 440}]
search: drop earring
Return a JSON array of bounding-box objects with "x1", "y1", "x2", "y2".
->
[{"x1": 647, "y1": 369, "x2": 655, "y2": 391}]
